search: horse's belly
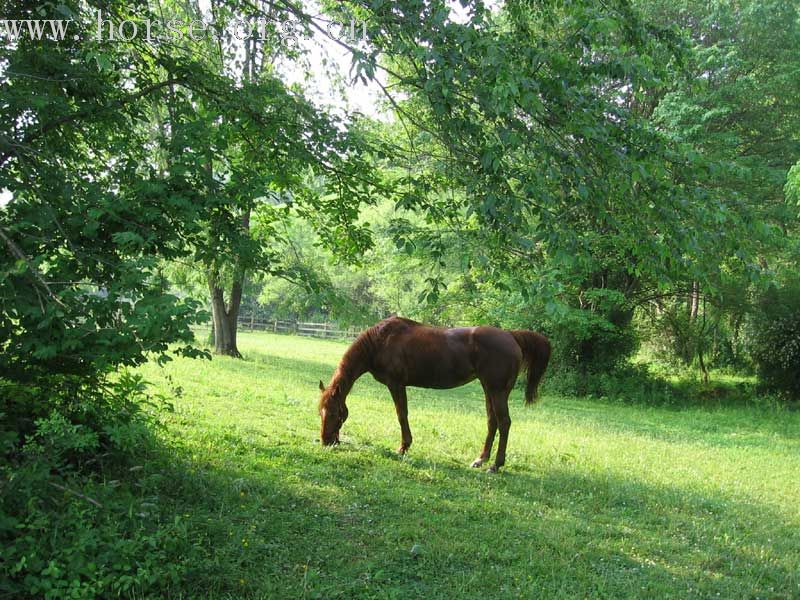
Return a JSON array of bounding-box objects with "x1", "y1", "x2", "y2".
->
[
  {"x1": 370, "y1": 364, "x2": 475, "y2": 389},
  {"x1": 408, "y1": 372, "x2": 477, "y2": 389},
  {"x1": 403, "y1": 357, "x2": 476, "y2": 389}
]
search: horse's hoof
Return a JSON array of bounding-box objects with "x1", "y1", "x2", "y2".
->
[
  {"x1": 471, "y1": 459, "x2": 484, "y2": 468},
  {"x1": 487, "y1": 464, "x2": 500, "y2": 474},
  {"x1": 397, "y1": 447, "x2": 408, "y2": 455}
]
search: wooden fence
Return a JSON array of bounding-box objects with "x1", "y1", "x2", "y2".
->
[{"x1": 237, "y1": 316, "x2": 360, "y2": 340}]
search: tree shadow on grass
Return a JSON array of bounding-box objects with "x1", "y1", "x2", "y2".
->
[
  {"x1": 142, "y1": 422, "x2": 799, "y2": 600},
  {"x1": 497, "y1": 463, "x2": 799, "y2": 598}
]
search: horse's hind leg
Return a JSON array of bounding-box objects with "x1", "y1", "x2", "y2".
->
[
  {"x1": 390, "y1": 385, "x2": 413, "y2": 454},
  {"x1": 471, "y1": 392, "x2": 497, "y2": 468},
  {"x1": 488, "y1": 389, "x2": 512, "y2": 473}
]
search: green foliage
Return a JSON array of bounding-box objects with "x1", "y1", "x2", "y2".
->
[
  {"x1": 2, "y1": 460, "x2": 198, "y2": 599},
  {"x1": 747, "y1": 280, "x2": 800, "y2": 399},
  {"x1": 1, "y1": 370, "x2": 167, "y2": 468},
  {"x1": 636, "y1": 0, "x2": 800, "y2": 378},
  {"x1": 553, "y1": 314, "x2": 640, "y2": 373},
  {"x1": 307, "y1": 0, "x2": 788, "y2": 371},
  {"x1": 1, "y1": 0, "x2": 213, "y2": 387},
  {"x1": 25, "y1": 412, "x2": 100, "y2": 464},
  {"x1": 641, "y1": 293, "x2": 753, "y2": 374},
  {"x1": 545, "y1": 363, "x2": 681, "y2": 405},
  {"x1": 787, "y1": 161, "x2": 800, "y2": 207},
  {"x1": 250, "y1": 202, "x2": 444, "y2": 326},
  {"x1": 0, "y1": 371, "x2": 186, "y2": 598},
  {"x1": 646, "y1": 0, "x2": 800, "y2": 213}
]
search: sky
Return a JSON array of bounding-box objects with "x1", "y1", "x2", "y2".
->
[
  {"x1": 277, "y1": 13, "x2": 389, "y2": 119},
  {"x1": 278, "y1": 0, "x2": 479, "y2": 118}
]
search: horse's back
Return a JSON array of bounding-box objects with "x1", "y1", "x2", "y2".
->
[
  {"x1": 366, "y1": 318, "x2": 462, "y2": 388},
  {"x1": 368, "y1": 318, "x2": 522, "y2": 390},
  {"x1": 471, "y1": 326, "x2": 521, "y2": 356}
]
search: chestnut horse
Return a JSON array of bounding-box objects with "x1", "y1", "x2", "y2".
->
[{"x1": 318, "y1": 316, "x2": 551, "y2": 472}]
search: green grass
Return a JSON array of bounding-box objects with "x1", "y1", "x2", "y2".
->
[{"x1": 134, "y1": 330, "x2": 800, "y2": 599}]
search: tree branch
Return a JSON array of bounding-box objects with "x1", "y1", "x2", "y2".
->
[{"x1": 0, "y1": 77, "x2": 184, "y2": 168}]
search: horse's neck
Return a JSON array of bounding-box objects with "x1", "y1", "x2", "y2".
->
[
  {"x1": 334, "y1": 362, "x2": 367, "y2": 397},
  {"x1": 335, "y1": 338, "x2": 371, "y2": 396}
]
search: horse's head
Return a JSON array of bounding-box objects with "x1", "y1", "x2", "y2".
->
[{"x1": 318, "y1": 380, "x2": 348, "y2": 446}]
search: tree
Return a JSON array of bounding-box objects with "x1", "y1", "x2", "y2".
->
[
  {"x1": 0, "y1": 0, "x2": 379, "y2": 418},
  {"x1": 143, "y1": 0, "x2": 382, "y2": 357},
  {"x1": 302, "y1": 0, "x2": 772, "y2": 372},
  {"x1": 635, "y1": 0, "x2": 800, "y2": 374},
  {"x1": 1, "y1": 0, "x2": 212, "y2": 391}
]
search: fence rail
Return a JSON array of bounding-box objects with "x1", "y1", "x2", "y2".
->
[{"x1": 237, "y1": 316, "x2": 360, "y2": 340}]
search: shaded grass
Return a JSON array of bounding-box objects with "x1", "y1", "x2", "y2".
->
[{"x1": 134, "y1": 330, "x2": 800, "y2": 599}]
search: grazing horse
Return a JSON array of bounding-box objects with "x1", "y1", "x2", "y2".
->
[{"x1": 318, "y1": 316, "x2": 551, "y2": 472}]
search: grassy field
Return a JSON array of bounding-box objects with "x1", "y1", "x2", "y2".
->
[{"x1": 135, "y1": 330, "x2": 800, "y2": 599}]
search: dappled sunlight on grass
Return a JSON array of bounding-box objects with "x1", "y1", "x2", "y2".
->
[{"x1": 136, "y1": 330, "x2": 800, "y2": 598}]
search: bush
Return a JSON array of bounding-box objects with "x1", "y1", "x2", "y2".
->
[
  {"x1": 2, "y1": 371, "x2": 166, "y2": 466},
  {"x1": 1, "y1": 459, "x2": 198, "y2": 599},
  {"x1": 542, "y1": 362, "x2": 690, "y2": 405},
  {"x1": 747, "y1": 280, "x2": 800, "y2": 399},
  {"x1": 543, "y1": 305, "x2": 639, "y2": 396},
  {"x1": 0, "y1": 372, "x2": 194, "y2": 599}
]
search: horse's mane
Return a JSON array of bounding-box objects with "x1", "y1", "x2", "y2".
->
[{"x1": 319, "y1": 321, "x2": 380, "y2": 412}]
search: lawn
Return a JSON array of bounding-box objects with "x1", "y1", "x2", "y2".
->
[{"x1": 134, "y1": 330, "x2": 800, "y2": 599}]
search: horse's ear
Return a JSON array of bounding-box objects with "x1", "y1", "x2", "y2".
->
[{"x1": 318, "y1": 380, "x2": 326, "y2": 392}]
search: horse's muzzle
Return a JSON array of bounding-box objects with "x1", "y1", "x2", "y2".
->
[{"x1": 321, "y1": 431, "x2": 341, "y2": 446}]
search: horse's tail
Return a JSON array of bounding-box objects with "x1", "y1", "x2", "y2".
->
[{"x1": 510, "y1": 330, "x2": 551, "y2": 406}]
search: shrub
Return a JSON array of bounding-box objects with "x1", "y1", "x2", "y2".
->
[
  {"x1": 0, "y1": 372, "x2": 192, "y2": 599},
  {"x1": 542, "y1": 362, "x2": 690, "y2": 405},
  {"x1": 542, "y1": 304, "x2": 639, "y2": 396},
  {"x1": 747, "y1": 280, "x2": 800, "y2": 399},
  {"x1": 1, "y1": 459, "x2": 197, "y2": 599}
]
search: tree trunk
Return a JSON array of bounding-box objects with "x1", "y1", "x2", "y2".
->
[
  {"x1": 697, "y1": 294, "x2": 709, "y2": 385},
  {"x1": 206, "y1": 196, "x2": 250, "y2": 358},
  {"x1": 697, "y1": 344, "x2": 709, "y2": 385},
  {"x1": 200, "y1": 13, "x2": 263, "y2": 359},
  {"x1": 209, "y1": 275, "x2": 244, "y2": 358},
  {"x1": 689, "y1": 281, "x2": 700, "y2": 321}
]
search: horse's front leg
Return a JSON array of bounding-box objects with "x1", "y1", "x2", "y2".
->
[
  {"x1": 472, "y1": 394, "x2": 497, "y2": 468},
  {"x1": 390, "y1": 385, "x2": 412, "y2": 454}
]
